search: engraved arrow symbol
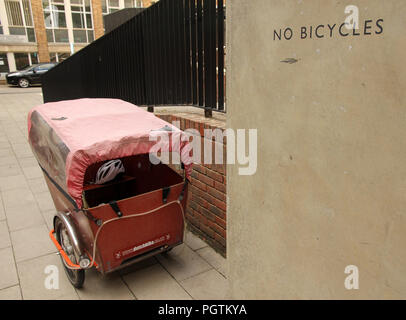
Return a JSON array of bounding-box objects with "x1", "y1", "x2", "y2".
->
[{"x1": 280, "y1": 58, "x2": 300, "y2": 64}]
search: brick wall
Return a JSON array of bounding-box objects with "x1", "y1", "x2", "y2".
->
[
  {"x1": 156, "y1": 113, "x2": 227, "y2": 257},
  {"x1": 91, "y1": 0, "x2": 105, "y2": 40},
  {"x1": 31, "y1": 0, "x2": 50, "y2": 63}
]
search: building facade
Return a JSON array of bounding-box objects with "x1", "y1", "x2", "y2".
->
[{"x1": 0, "y1": 0, "x2": 156, "y2": 79}]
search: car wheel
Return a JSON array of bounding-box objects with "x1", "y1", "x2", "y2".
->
[{"x1": 18, "y1": 78, "x2": 30, "y2": 88}]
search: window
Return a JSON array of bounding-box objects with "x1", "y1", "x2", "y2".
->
[
  {"x1": 14, "y1": 52, "x2": 29, "y2": 70},
  {"x1": 5, "y1": 0, "x2": 35, "y2": 42},
  {"x1": 43, "y1": 0, "x2": 69, "y2": 43},
  {"x1": 71, "y1": 0, "x2": 94, "y2": 43},
  {"x1": 15, "y1": 52, "x2": 39, "y2": 69},
  {"x1": 108, "y1": 0, "x2": 119, "y2": 11},
  {"x1": 101, "y1": 0, "x2": 121, "y2": 14},
  {"x1": 125, "y1": 0, "x2": 143, "y2": 8},
  {"x1": 50, "y1": 52, "x2": 70, "y2": 63},
  {"x1": 13, "y1": 52, "x2": 39, "y2": 70},
  {"x1": 101, "y1": 0, "x2": 107, "y2": 14}
]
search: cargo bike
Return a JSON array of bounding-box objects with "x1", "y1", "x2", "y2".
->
[{"x1": 28, "y1": 99, "x2": 192, "y2": 288}]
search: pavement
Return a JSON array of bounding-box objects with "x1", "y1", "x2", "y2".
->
[{"x1": 0, "y1": 86, "x2": 228, "y2": 300}]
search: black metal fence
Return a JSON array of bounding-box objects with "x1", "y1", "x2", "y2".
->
[{"x1": 42, "y1": 0, "x2": 226, "y2": 116}]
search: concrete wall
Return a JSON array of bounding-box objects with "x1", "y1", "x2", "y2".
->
[{"x1": 227, "y1": 0, "x2": 406, "y2": 299}]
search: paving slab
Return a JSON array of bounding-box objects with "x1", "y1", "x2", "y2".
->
[
  {"x1": 10, "y1": 224, "x2": 56, "y2": 262},
  {"x1": 75, "y1": 269, "x2": 135, "y2": 300},
  {"x1": 22, "y1": 165, "x2": 43, "y2": 180},
  {"x1": 0, "y1": 163, "x2": 22, "y2": 177},
  {"x1": 0, "y1": 194, "x2": 5, "y2": 221},
  {"x1": 5, "y1": 203, "x2": 45, "y2": 232},
  {"x1": 0, "y1": 148, "x2": 14, "y2": 158},
  {"x1": 0, "y1": 155, "x2": 18, "y2": 166},
  {"x1": 184, "y1": 230, "x2": 209, "y2": 251},
  {"x1": 0, "y1": 175, "x2": 29, "y2": 192},
  {"x1": 17, "y1": 157, "x2": 38, "y2": 168},
  {"x1": 2, "y1": 187, "x2": 36, "y2": 210},
  {"x1": 180, "y1": 269, "x2": 230, "y2": 300},
  {"x1": 27, "y1": 177, "x2": 48, "y2": 195},
  {"x1": 17, "y1": 253, "x2": 78, "y2": 300},
  {"x1": 0, "y1": 220, "x2": 11, "y2": 249},
  {"x1": 0, "y1": 141, "x2": 11, "y2": 149},
  {"x1": 156, "y1": 245, "x2": 212, "y2": 282},
  {"x1": 123, "y1": 264, "x2": 191, "y2": 300},
  {"x1": 6, "y1": 135, "x2": 27, "y2": 144},
  {"x1": 11, "y1": 143, "x2": 32, "y2": 159},
  {"x1": 0, "y1": 285, "x2": 22, "y2": 300},
  {"x1": 197, "y1": 246, "x2": 227, "y2": 278},
  {"x1": 0, "y1": 247, "x2": 19, "y2": 290},
  {"x1": 41, "y1": 209, "x2": 56, "y2": 231},
  {"x1": 34, "y1": 191, "x2": 56, "y2": 212}
]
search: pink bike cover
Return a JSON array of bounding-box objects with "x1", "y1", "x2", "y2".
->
[{"x1": 27, "y1": 98, "x2": 192, "y2": 208}]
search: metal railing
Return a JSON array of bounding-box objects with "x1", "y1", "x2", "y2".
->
[{"x1": 42, "y1": 0, "x2": 226, "y2": 116}]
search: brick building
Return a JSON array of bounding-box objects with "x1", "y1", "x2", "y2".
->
[{"x1": 0, "y1": 0, "x2": 157, "y2": 79}]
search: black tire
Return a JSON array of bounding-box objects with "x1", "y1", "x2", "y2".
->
[
  {"x1": 18, "y1": 78, "x2": 30, "y2": 88},
  {"x1": 54, "y1": 217, "x2": 85, "y2": 288}
]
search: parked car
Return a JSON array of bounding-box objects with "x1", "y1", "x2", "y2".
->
[{"x1": 6, "y1": 63, "x2": 57, "y2": 88}]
